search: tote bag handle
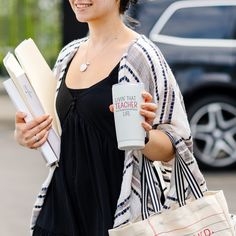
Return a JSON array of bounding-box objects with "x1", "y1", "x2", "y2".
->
[{"x1": 141, "y1": 150, "x2": 204, "y2": 219}]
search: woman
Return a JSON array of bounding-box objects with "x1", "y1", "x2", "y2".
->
[{"x1": 15, "y1": 0, "x2": 207, "y2": 235}]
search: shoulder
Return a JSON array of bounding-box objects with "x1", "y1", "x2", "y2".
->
[
  {"x1": 56, "y1": 37, "x2": 88, "y2": 64},
  {"x1": 119, "y1": 35, "x2": 165, "y2": 89},
  {"x1": 125, "y1": 35, "x2": 167, "y2": 73},
  {"x1": 128, "y1": 35, "x2": 164, "y2": 62},
  {"x1": 123, "y1": 35, "x2": 178, "y2": 98},
  {"x1": 53, "y1": 37, "x2": 87, "y2": 80}
]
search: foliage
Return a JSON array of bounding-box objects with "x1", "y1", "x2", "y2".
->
[{"x1": 0, "y1": 0, "x2": 62, "y2": 76}]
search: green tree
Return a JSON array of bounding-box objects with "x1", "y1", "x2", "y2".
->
[{"x1": 0, "y1": 0, "x2": 62, "y2": 76}]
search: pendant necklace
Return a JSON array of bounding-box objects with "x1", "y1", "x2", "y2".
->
[
  {"x1": 80, "y1": 35, "x2": 119, "y2": 72},
  {"x1": 80, "y1": 62, "x2": 89, "y2": 72}
]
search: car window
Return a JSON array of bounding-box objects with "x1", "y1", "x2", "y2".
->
[
  {"x1": 228, "y1": 7, "x2": 236, "y2": 40},
  {"x1": 160, "y1": 6, "x2": 236, "y2": 40}
]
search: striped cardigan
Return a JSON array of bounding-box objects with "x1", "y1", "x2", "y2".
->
[{"x1": 30, "y1": 34, "x2": 207, "y2": 232}]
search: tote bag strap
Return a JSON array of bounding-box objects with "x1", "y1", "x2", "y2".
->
[
  {"x1": 144, "y1": 158, "x2": 162, "y2": 212},
  {"x1": 175, "y1": 152, "x2": 203, "y2": 207},
  {"x1": 141, "y1": 151, "x2": 204, "y2": 219},
  {"x1": 141, "y1": 157, "x2": 162, "y2": 219},
  {"x1": 141, "y1": 161, "x2": 149, "y2": 219},
  {"x1": 166, "y1": 132, "x2": 203, "y2": 203}
]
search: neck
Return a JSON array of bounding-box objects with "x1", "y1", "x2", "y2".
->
[{"x1": 87, "y1": 14, "x2": 127, "y2": 46}]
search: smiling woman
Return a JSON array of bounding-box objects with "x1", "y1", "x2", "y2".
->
[
  {"x1": 68, "y1": 0, "x2": 121, "y2": 24},
  {"x1": 13, "y1": 0, "x2": 207, "y2": 236}
]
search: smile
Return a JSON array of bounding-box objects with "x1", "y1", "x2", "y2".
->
[{"x1": 75, "y1": 2, "x2": 93, "y2": 10}]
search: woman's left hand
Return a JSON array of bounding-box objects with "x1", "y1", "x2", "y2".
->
[
  {"x1": 140, "y1": 91, "x2": 157, "y2": 132},
  {"x1": 109, "y1": 91, "x2": 157, "y2": 132}
]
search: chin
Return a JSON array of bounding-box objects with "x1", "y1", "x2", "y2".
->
[
  {"x1": 74, "y1": 11, "x2": 100, "y2": 23},
  {"x1": 75, "y1": 15, "x2": 88, "y2": 23},
  {"x1": 74, "y1": 14, "x2": 92, "y2": 23}
]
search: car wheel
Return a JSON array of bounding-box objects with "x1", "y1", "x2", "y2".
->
[{"x1": 187, "y1": 95, "x2": 236, "y2": 169}]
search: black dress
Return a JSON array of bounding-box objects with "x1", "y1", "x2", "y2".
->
[{"x1": 33, "y1": 61, "x2": 125, "y2": 236}]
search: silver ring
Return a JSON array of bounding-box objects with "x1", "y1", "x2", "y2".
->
[{"x1": 34, "y1": 135, "x2": 40, "y2": 143}]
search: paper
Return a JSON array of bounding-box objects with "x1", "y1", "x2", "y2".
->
[
  {"x1": 15, "y1": 38, "x2": 59, "y2": 134},
  {"x1": 3, "y1": 53, "x2": 60, "y2": 163},
  {"x1": 3, "y1": 79, "x2": 58, "y2": 166},
  {"x1": 3, "y1": 39, "x2": 62, "y2": 166}
]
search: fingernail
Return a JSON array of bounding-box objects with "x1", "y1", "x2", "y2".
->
[{"x1": 140, "y1": 110, "x2": 145, "y2": 115}]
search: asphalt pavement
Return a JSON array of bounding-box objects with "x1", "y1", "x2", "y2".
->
[
  {"x1": 0, "y1": 86, "x2": 235, "y2": 236},
  {"x1": 0, "y1": 85, "x2": 48, "y2": 235}
]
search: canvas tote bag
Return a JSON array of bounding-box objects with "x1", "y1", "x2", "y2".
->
[{"x1": 109, "y1": 154, "x2": 236, "y2": 236}]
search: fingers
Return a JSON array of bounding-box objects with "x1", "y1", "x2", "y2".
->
[
  {"x1": 109, "y1": 104, "x2": 114, "y2": 112},
  {"x1": 141, "y1": 91, "x2": 157, "y2": 126},
  {"x1": 140, "y1": 109, "x2": 156, "y2": 123},
  {"x1": 15, "y1": 115, "x2": 52, "y2": 139},
  {"x1": 141, "y1": 103, "x2": 157, "y2": 112},
  {"x1": 25, "y1": 122, "x2": 52, "y2": 147},
  {"x1": 26, "y1": 116, "x2": 53, "y2": 138},
  {"x1": 30, "y1": 130, "x2": 50, "y2": 149},
  {"x1": 26, "y1": 114, "x2": 51, "y2": 130},
  {"x1": 15, "y1": 112, "x2": 27, "y2": 124},
  {"x1": 141, "y1": 121, "x2": 152, "y2": 131},
  {"x1": 14, "y1": 114, "x2": 53, "y2": 149},
  {"x1": 142, "y1": 91, "x2": 153, "y2": 103}
]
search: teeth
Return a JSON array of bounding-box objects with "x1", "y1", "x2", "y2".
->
[{"x1": 75, "y1": 2, "x2": 92, "y2": 8}]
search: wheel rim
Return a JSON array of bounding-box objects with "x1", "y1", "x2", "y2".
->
[{"x1": 190, "y1": 102, "x2": 236, "y2": 168}]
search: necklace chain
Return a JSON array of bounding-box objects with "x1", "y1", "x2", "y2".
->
[{"x1": 80, "y1": 34, "x2": 120, "y2": 72}]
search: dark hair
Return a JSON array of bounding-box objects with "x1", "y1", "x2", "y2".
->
[{"x1": 119, "y1": 0, "x2": 138, "y2": 14}]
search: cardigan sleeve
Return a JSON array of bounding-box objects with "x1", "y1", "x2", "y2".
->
[
  {"x1": 149, "y1": 40, "x2": 208, "y2": 196},
  {"x1": 126, "y1": 37, "x2": 207, "y2": 199},
  {"x1": 147, "y1": 46, "x2": 192, "y2": 144},
  {"x1": 127, "y1": 39, "x2": 193, "y2": 152},
  {"x1": 150, "y1": 52, "x2": 194, "y2": 159}
]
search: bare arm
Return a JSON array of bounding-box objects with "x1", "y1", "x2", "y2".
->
[
  {"x1": 140, "y1": 92, "x2": 175, "y2": 162},
  {"x1": 141, "y1": 129, "x2": 174, "y2": 162}
]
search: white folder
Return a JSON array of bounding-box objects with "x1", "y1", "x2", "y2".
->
[
  {"x1": 3, "y1": 79, "x2": 58, "y2": 166},
  {"x1": 3, "y1": 38, "x2": 61, "y2": 166},
  {"x1": 15, "y1": 38, "x2": 59, "y2": 134}
]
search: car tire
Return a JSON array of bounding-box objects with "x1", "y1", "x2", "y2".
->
[{"x1": 187, "y1": 94, "x2": 236, "y2": 170}]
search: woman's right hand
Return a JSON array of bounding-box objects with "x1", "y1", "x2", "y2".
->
[{"x1": 14, "y1": 112, "x2": 53, "y2": 149}]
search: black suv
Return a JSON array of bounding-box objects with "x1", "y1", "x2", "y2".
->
[{"x1": 130, "y1": 0, "x2": 236, "y2": 169}]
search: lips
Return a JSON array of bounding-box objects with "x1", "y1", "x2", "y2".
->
[{"x1": 74, "y1": 1, "x2": 93, "y2": 10}]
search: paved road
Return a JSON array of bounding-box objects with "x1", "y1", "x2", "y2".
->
[
  {"x1": 0, "y1": 94, "x2": 235, "y2": 235},
  {"x1": 0, "y1": 94, "x2": 48, "y2": 236}
]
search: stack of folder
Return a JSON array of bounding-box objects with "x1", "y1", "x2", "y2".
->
[{"x1": 3, "y1": 38, "x2": 60, "y2": 166}]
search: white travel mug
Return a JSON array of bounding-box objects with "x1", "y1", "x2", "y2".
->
[{"x1": 112, "y1": 82, "x2": 145, "y2": 150}]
